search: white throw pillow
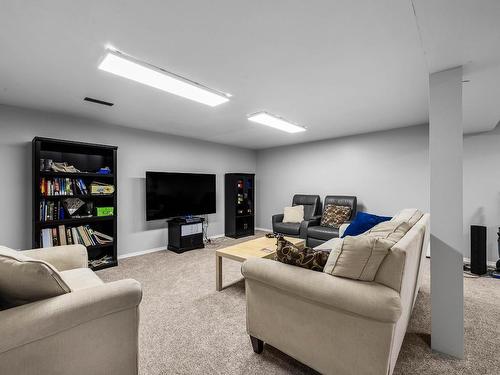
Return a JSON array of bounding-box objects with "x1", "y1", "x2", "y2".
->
[
  {"x1": 338, "y1": 222, "x2": 351, "y2": 238},
  {"x1": 0, "y1": 246, "x2": 71, "y2": 309},
  {"x1": 323, "y1": 236, "x2": 392, "y2": 281},
  {"x1": 283, "y1": 205, "x2": 305, "y2": 223}
]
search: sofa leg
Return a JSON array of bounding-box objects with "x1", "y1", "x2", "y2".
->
[{"x1": 250, "y1": 335, "x2": 264, "y2": 354}]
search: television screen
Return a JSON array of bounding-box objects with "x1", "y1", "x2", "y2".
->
[{"x1": 146, "y1": 172, "x2": 216, "y2": 221}]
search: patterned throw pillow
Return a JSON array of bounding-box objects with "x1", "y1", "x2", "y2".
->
[
  {"x1": 275, "y1": 236, "x2": 330, "y2": 272},
  {"x1": 320, "y1": 205, "x2": 352, "y2": 228}
]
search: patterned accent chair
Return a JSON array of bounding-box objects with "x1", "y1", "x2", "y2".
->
[
  {"x1": 306, "y1": 195, "x2": 357, "y2": 247},
  {"x1": 272, "y1": 194, "x2": 321, "y2": 239}
]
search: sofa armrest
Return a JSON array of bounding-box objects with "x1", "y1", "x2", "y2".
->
[
  {"x1": 241, "y1": 258, "x2": 401, "y2": 323},
  {"x1": 23, "y1": 245, "x2": 88, "y2": 271},
  {"x1": 0, "y1": 279, "x2": 142, "y2": 354},
  {"x1": 299, "y1": 215, "x2": 322, "y2": 239},
  {"x1": 272, "y1": 213, "x2": 284, "y2": 225},
  {"x1": 307, "y1": 214, "x2": 322, "y2": 226}
]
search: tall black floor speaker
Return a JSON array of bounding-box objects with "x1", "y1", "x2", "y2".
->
[{"x1": 470, "y1": 225, "x2": 487, "y2": 275}]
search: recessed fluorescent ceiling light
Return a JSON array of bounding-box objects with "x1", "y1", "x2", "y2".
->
[
  {"x1": 247, "y1": 112, "x2": 306, "y2": 133},
  {"x1": 98, "y1": 50, "x2": 230, "y2": 107}
]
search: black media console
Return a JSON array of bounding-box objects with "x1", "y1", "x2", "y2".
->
[{"x1": 167, "y1": 217, "x2": 205, "y2": 253}]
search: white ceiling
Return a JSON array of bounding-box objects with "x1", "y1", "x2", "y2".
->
[
  {"x1": 411, "y1": 0, "x2": 500, "y2": 134},
  {"x1": 0, "y1": 1, "x2": 499, "y2": 149}
]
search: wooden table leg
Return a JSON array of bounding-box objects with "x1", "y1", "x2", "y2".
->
[{"x1": 216, "y1": 254, "x2": 223, "y2": 291}]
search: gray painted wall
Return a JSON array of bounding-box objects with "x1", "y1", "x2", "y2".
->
[
  {"x1": 256, "y1": 123, "x2": 500, "y2": 263},
  {"x1": 463, "y1": 126, "x2": 500, "y2": 263},
  {"x1": 256, "y1": 124, "x2": 430, "y2": 227},
  {"x1": 1, "y1": 104, "x2": 498, "y2": 262},
  {"x1": 0, "y1": 105, "x2": 256, "y2": 256}
]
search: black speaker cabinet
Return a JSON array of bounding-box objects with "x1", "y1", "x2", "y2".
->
[{"x1": 470, "y1": 225, "x2": 487, "y2": 275}]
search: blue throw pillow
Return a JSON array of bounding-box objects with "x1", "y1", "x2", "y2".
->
[{"x1": 341, "y1": 212, "x2": 392, "y2": 238}]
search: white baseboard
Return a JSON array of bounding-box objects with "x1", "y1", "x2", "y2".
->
[
  {"x1": 117, "y1": 233, "x2": 226, "y2": 259},
  {"x1": 118, "y1": 246, "x2": 166, "y2": 259},
  {"x1": 256, "y1": 227, "x2": 272, "y2": 232}
]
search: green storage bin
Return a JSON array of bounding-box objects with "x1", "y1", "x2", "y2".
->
[{"x1": 96, "y1": 207, "x2": 114, "y2": 217}]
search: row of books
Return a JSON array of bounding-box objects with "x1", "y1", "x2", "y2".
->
[
  {"x1": 39, "y1": 199, "x2": 65, "y2": 222},
  {"x1": 40, "y1": 177, "x2": 88, "y2": 196},
  {"x1": 40, "y1": 225, "x2": 113, "y2": 248}
]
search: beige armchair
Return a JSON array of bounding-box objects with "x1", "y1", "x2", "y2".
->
[{"x1": 0, "y1": 245, "x2": 142, "y2": 375}]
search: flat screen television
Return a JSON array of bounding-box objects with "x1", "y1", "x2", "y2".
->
[{"x1": 146, "y1": 172, "x2": 216, "y2": 221}]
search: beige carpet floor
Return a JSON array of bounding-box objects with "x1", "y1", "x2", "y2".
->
[{"x1": 98, "y1": 232, "x2": 500, "y2": 374}]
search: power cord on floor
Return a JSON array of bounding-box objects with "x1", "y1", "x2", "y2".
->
[
  {"x1": 203, "y1": 214, "x2": 211, "y2": 244},
  {"x1": 462, "y1": 262, "x2": 496, "y2": 278},
  {"x1": 204, "y1": 236, "x2": 228, "y2": 249}
]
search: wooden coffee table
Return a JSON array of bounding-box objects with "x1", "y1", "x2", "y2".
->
[{"x1": 215, "y1": 236, "x2": 305, "y2": 291}]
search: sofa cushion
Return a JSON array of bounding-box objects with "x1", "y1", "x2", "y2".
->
[
  {"x1": 391, "y1": 208, "x2": 423, "y2": 227},
  {"x1": 275, "y1": 237, "x2": 330, "y2": 272},
  {"x1": 283, "y1": 205, "x2": 304, "y2": 223},
  {"x1": 242, "y1": 258, "x2": 402, "y2": 323},
  {"x1": 308, "y1": 225, "x2": 339, "y2": 240},
  {"x1": 0, "y1": 246, "x2": 71, "y2": 309},
  {"x1": 60, "y1": 268, "x2": 104, "y2": 291},
  {"x1": 273, "y1": 221, "x2": 301, "y2": 235},
  {"x1": 323, "y1": 236, "x2": 392, "y2": 281},
  {"x1": 375, "y1": 214, "x2": 428, "y2": 292},
  {"x1": 364, "y1": 220, "x2": 411, "y2": 243},
  {"x1": 314, "y1": 237, "x2": 342, "y2": 251},
  {"x1": 338, "y1": 222, "x2": 350, "y2": 238},
  {"x1": 342, "y1": 212, "x2": 391, "y2": 237},
  {"x1": 320, "y1": 204, "x2": 351, "y2": 228}
]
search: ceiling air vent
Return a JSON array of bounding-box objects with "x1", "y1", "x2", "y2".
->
[{"x1": 84, "y1": 97, "x2": 114, "y2": 106}]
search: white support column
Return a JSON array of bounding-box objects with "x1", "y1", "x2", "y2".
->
[{"x1": 429, "y1": 66, "x2": 464, "y2": 358}]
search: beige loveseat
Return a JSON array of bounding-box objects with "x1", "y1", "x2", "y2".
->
[
  {"x1": 0, "y1": 244, "x2": 142, "y2": 375},
  {"x1": 242, "y1": 210, "x2": 429, "y2": 375}
]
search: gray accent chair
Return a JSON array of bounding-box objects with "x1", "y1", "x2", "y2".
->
[
  {"x1": 306, "y1": 195, "x2": 357, "y2": 247},
  {"x1": 272, "y1": 194, "x2": 321, "y2": 239}
]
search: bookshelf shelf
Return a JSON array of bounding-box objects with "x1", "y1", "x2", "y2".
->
[
  {"x1": 39, "y1": 171, "x2": 114, "y2": 178},
  {"x1": 33, "y1": 137, "x2": 118, "y2": 270},
  {"x1": 87, "y1": 243, "x2": 114, "y2": 250},
  {"x1": 38, "y1": 216, "x2": 114, "y2": 227},
  {"x1": 40, "y1": 194, "x2": 114, "y2": 199}
]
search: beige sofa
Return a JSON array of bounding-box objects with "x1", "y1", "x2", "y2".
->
[
  {"x1": 0, "y1": 245, "x2": 142, "y2": 375},
  {"x1": 242, "y1": 211, "x2": 429, "y2": 375}
]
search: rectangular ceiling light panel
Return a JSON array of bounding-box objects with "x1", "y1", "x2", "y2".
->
[
  {"x1": 98, "y1": 50, "x2": 230, "y2": 107},
  {"x1": 247, "y1": 112, "x2": 306, "y2": 133}
]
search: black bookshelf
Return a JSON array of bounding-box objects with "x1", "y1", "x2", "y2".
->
[
  {"x1": 224, "y1": 173, "x2": 255, "y2": 238},
  {"x1": 32, "y1": 137, "x2": 118, "y2": 270}
]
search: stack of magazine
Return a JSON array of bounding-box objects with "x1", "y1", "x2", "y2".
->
[
  {"x1": 90, "y1": 181, "x2": 114, "y2": 195},
  {"x1": 88, "y1": 255, "x2": 114, "y2": 268}
]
